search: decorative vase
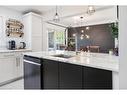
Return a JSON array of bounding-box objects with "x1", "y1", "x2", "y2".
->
[{"x1": 114, "y1": 38, "x2": 118, "y2": 48}]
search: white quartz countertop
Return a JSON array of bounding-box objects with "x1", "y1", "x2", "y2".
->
[
  {"x1": 0, "y1": 49, "x2": 32, "y2": 53},
  {"x1": 23, "y1": 50, "x2": 119, "y2": 72}
]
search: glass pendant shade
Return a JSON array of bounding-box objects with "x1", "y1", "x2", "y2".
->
[
  {"x1": 87, "y1": 6, "x2": 95, "y2": 15},
  {"x1": 53, "y1": 6, "x2": 60, "y2": 22}
]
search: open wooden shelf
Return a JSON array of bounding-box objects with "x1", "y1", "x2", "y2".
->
[
  {"x1": 6, "y1": 19, "x2": 24, "y2": 37},
  {"x1": 7, "y1": 32, "x2": 24, "y2": 37}
]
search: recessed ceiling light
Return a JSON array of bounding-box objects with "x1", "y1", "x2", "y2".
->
[{"x1": 87, "y1": 5, "x2": 95, "y2": 15}]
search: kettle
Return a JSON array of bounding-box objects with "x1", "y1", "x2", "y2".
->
[{"x1": 19, "y1": 42, "x2": 26, "y2": 49}]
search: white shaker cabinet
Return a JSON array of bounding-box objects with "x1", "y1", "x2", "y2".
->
[
  {"x1": 0, "y1": 50, "x2": 31, "y2": 85},
  {"x1": 0, "y1": 52, "x2": 16, "y2": 83},
  {"x1": 14, "y1": 52, "x2": 24, "y2": 78},
  {"x1": 22, "y1": 12, "x2": 43, "y2": 52},
  {"x1": 14, "y1": 50, "x2": 32, "y2": 79}
]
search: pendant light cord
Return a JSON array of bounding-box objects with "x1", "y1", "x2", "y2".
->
[
  {"x1": 117, "y1": 5, "x2": 119, "y2": 20},
  {"x1": 56, "y1": 6, "x2": 57, "y2": 13}
]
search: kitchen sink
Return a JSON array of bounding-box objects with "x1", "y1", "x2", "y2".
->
[{"x1": 52, "y1": 54, "x2": 73, "y2": 58}]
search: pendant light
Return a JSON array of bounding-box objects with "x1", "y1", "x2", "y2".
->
[
  {"x1": 85, "y1": 34, "x2": 90, "y2": 39},
  {"x1": 79, "y1": 17, "x2": 90, "y2": 39},
  {"x1": 80, "y1": 16, "x2": 84, "y2": 33},
  {"x1": 53, "y1": 6, "x2": 60, "y2": 22},
  {"x1": 87, "y1": 5, "x2": 95, "y2": 15}
]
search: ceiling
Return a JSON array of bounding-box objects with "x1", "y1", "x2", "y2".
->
[
  {"x1": 4, "y1": 6, "x2": 89, "y2": 14},
  {"x1": 56, "y1": 6, "x2": 117, "y2": 27},
  {"x1": 3, "y1": 6, "x2": 117, "y2": 27}
]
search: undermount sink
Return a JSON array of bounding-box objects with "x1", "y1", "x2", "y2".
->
[{"x1": 52, "y1": 54, "x2": 73, "y2": 58}]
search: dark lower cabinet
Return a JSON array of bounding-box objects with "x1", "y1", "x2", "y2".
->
[
  {"x1": 83, "y1": 66, "x2": 112, "y2": 89},
  {"x1": 59, "y1": 62, "x2": 83, "y2": 89},
  {"x1": 24, "y1": 57, "x2": 112, "y2": 89},
  {"x1": 42, "y1": 59, "x2": 59, "y2": 89}
]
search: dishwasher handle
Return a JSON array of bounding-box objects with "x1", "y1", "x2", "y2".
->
[{"x1": 24, "y1": 59, "x2": 41, "y2": 66}]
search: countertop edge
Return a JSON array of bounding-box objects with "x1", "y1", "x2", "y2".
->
[
  {"x1": 23, "y1": 52, "x2": 119, "y2": 73},
  {"x1": 0, "y1": 49, "x2": 32, "y2": 53}
]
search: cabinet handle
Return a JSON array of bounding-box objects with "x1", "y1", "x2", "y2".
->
[
  {"x1": 18, "y1": 57, "x2": 20, "y2": 67},
  {"x1": 16, "y1": 58, "x2": 18, "y2": 67},
  {"x1": 16, "y1": 57, "x2": 21, "y2": 67}
]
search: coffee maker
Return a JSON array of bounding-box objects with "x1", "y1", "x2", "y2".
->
[{"x1": 8, "y1": 40, "x2": 16, "y2": 50}]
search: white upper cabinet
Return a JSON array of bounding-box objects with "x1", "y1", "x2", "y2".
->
[
  {"x1": 31, "y1": 14, "x2": 43, "y2": 37},
  {"x1": 22, "y1": 12, "x2": 43, "y2": 51}
]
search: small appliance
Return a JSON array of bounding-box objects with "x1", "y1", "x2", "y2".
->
[
  {"x1": 19, "y1": 42, "x2": 26, "y2": 49},
  {"x1": 8, "y1": 40, "x2": 16, "y2": 50}
]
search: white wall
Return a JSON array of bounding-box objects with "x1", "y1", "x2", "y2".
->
[
  {"x1": 0, "y1": 7, "x2": 23, "y2": 49},
  {"x1": 42, "y1": 22, "x2": 49, "y2": 51},
  {"x1": 119, "y1": 6, "x2": 127, "y2": 89}
]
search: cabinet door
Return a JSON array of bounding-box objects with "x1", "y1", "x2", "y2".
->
[
  {"x1": 22, "y1": 13, "x2": 43, "y2": 51},
  {"x1": 31, "y1": 15, "x2": 43, "y2": 36},
  {"x1": 0, "y1": 53, "x2": 16, "y2": 83},
  {"x1": 83, "y1": 66, "x2": 112, "y2": 89},
  {"x1": 32, "y1": 37, "x2": 42, "y2": 52},
  {"x1": 31, "y1": 14, "x2": 43, "y2": 52},
  {"x1": 15, "y1": 51, "x2": 32, "y2": 78},
  {"x1": 42, "y1": 59, "x2": 59, "y2": 89},
  {"x1": 59, "y1": 62, "x2": 83, "y2": 89},
  {"x1": 15, "y1": 54, "x2": 23, "y2": 78}
]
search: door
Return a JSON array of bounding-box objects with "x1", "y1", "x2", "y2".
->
[
  {"x1": 0, "y1": 53, "x2": 16, "y2": 83},
  {"x1": 42, "y1": 59, "x2": 59, "y2": 89},
  {"x1": 59, "y1": 62, "x2": 83, "y2": 89}
]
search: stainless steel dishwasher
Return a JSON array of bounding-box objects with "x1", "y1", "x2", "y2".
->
[{"x1": 23, "y1": 55, "x2": 42, "y2": 89}]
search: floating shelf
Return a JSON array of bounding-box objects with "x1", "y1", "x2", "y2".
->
[
  {"x1": 7, "y1": 32, "x2": 24, "y2": 37},
  {"x1": 6, "y1": 19, "x2": 24, "y2": 37}
]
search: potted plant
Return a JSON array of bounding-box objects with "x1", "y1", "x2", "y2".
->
[
  {"x1": 110, "y1": 22, "x2": 118, "y2": 56},
  {"x1": 110, "y1": 22, "x2": 118, "y2": 47}
]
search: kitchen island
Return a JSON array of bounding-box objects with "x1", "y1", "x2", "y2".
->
[{"x1": 23, "y1": 50, "x2": 119, "y2": 89}]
